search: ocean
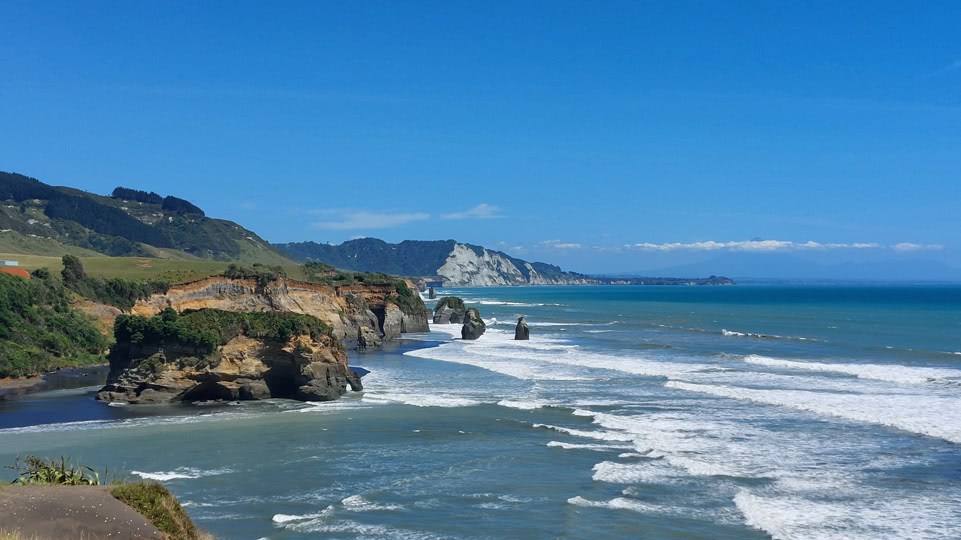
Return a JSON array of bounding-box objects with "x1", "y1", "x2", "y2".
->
[{"x1": 1, "y1": 284, "x2": 960, "y2": 539}]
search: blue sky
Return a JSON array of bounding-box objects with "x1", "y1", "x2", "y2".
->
[{"x1": 2, "y1": 1, "x2": 959, "y2": 277}]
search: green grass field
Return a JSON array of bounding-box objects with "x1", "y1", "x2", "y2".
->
[{"x1": 1, "y1": 253, "x2": 310, "y2": 283}]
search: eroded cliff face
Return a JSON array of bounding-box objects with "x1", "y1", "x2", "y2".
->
[
  {"x1": 130, "y1": 276, "x2": 428, "y2": 348},
  {"x1": 96, "y1": 332, "x2": 361, "y2": 404}
]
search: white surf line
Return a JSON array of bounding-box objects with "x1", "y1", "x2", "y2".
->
[
  {"x1": 666, "y1": 381, "x2": 961, "y2": 444},
  {"x1": 743, "y1": 355, "x2": 961, "y2": 385}
]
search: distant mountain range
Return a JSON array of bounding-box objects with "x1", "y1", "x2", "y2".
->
[
  {"x1": 276, "y1": 238, "x2": 593, "y2": 286},
  {"x1": 275, "y1": 238, "x2": 735, "y2": 286}
]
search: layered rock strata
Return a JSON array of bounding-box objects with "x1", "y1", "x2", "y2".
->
[
  {"x1": 130, "y1": 276, "x2": 428, "y2": 348},
  {"x1": 97, "y1": 325, "x2": 361, "y2": 404}
]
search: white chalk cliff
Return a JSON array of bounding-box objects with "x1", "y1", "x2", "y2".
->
[{"x1": 436, "y1": 244, "x2": 591, "y2": 286}]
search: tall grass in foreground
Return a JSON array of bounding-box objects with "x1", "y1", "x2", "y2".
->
[{"x1": 6, "y1": 456, "x2": 103, "y2": 486}]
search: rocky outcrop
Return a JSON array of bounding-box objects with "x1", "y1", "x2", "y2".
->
[
  {"x1": 97, "y1": 321, "x2": 362, "y2": 405},
  {"x1": 461, "y1": 308, "x2": 486, "y2": 340},
  {"x1": 357, "y1": 326, "x2": 381, "y2": 350},
  {"x1": 73, "y1": 299, "x2": 123, "y2": 336},
  {"x1": 130, "y1": 275, "x2": 429, "y2": 349},
  {"x1": 433, "y1": 296, "x2": 467, "y2": 324},
  {"x1": 515, "y1": 316, "x2": 530, "y2": 340}
]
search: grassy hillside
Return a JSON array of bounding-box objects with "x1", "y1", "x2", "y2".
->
[
  {"x1": 0, "y1": 171, "x2": 295, "y2": 265},
  {"x1": 0, "y1": 253, "x2": 315, "y2": 283}
]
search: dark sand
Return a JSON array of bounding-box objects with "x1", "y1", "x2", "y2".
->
[{"x1": 0, "y1": 485, "x2": 163, "y2": 539}]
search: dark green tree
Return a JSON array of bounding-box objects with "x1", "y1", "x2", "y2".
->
[{"x1": 61, "y1": 255, "x2": 86, "y2": 284}]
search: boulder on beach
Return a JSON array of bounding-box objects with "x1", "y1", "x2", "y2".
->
[
  {"x1": 433, "y1": 296, "x2": 467, "y2": 324},
  {"x1": 461, "y1": 308, "x2": 486, "y2": 340},
  {"x1": 515, "y1": 316, "x2": 530, "y2": 340}
]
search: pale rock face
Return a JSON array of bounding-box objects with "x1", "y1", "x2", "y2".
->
[
  {"x1": 437, "y1": 244, "x2": 526, "y2": 286},
  {"x1": 436, "y1": 244, "x2": 586, "y2": 286}
]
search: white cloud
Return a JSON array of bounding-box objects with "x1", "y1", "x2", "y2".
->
[
  {"x1": 539, "y1": 239, "x2": 582, "y2": 249},
  {"x1": 626, "y1": 240, "x2": 805, "y2": 251},
  {"x1": 441, "y1": 203, "x2": 504, "y2": 220},
  {"x1": 311, "y1": 210, "x2": 430, "y2": 230},
  {"x1": 623, "y1": 240, "x2": 934, "y2": 252},
  {"x1": 893, "y1": 242, "x2": 944, "y2": 252},
  {"x1": 941, "y1": 60, "x2": 961, "y2": 73}
]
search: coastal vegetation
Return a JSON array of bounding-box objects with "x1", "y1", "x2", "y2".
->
[
  {"x1": 159, "y1": 195, "x2": 205, "y2": 216},
  {"x1": 111, "y1": 482, "x2": 209, "y2": 540},
  {"x1": 223, "y1": 262, "x2": 286, "y2": 287},
  {"x1": 0, "y1": 271, "x2": 107, "y2": 378},
  {"x1": 385, "y1": 279, "x2": 423, "y2": 314},
  {"x1": 111, "y1": 186, "x2": 163, "y2": 205},
  {"x1": 8, "y1": 456, "x2": 103, "y2": 487},
  {"x1": 112, "y1": 308, "x2": 337, "y2": 358},
  {"x1": 435, "y1": 296, "x2": 466, "y2": 312},
  {"x1": 60, "y1": 255, "x2": 170, "y2": 311}
]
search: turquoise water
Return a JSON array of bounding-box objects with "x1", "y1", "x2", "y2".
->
[{"x1": 2, "y1": 285, "x2": 960, "y2": 539}]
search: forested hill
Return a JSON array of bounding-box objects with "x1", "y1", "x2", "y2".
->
[
  {"x1": 0, "y1": 171, "x2": 293, "y2": 264},
  {"x1": 277, "y1": 239, "x2": 459, "y2": 276}
]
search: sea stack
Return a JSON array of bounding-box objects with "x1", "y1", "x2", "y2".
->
[
  {"x1": 428, "y1": 287, "x2": 436, "y2": 299},
  {"x1": 461, "y1": 308, "x2": 486, "y2": 340},
  {"x1": 433, "y1": 296, "x2": 467, "y2": 324},
  {"x1": 515, "y1": 316, "x2": 530, "y2": 340}
]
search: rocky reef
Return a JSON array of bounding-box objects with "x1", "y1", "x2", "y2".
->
[
  {"x1": 461, "y1": 308, "x2": 486, "y2": 340},
  {"x1": 433, "y1": 296, "x2": 467, "y2": 324},
  {"x1": 96, "y1": 309, "x2": 362, "y2": 404},
  {"x1": 129, "y1": 275, "x2": 429, "y2": 350}
]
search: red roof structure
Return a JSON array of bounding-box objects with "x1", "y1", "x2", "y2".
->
[{"x1": 0, "y1": 268, "x2": 30, "y2": 279}]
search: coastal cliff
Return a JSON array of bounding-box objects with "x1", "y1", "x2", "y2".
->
[
  {"x1": 96, "y1": 309, "x2": 362, "y2": 404},
  {"x1": 128, "y1": 275, "x2": 429, "y2": 349}
]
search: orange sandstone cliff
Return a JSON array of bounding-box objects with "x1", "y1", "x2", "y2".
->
[{"x1": 127, "y1": 275, "x2": 429, "y2": 349}]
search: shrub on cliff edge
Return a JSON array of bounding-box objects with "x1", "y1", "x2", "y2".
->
[
  {"x1": 111, "y1": 308, "x2": 339, "y2": 361},
  {"x1": 111, "y1": 482, "x2": 201, "y2": 540}
]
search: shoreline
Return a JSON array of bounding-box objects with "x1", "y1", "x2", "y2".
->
[{"x1": 0, "y1": 365, "x2": 110, "y2": 400}]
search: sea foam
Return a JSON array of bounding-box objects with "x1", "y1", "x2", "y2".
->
[
  {"x1": 743, "y1": 354, "x2": 961, "y2": 385},
  {"x1": 666, "y1": 380, "x2": 961, "y2": 444},
  {"x1": 132, "y1": 467, "x2": 232, "y2": 481}
]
